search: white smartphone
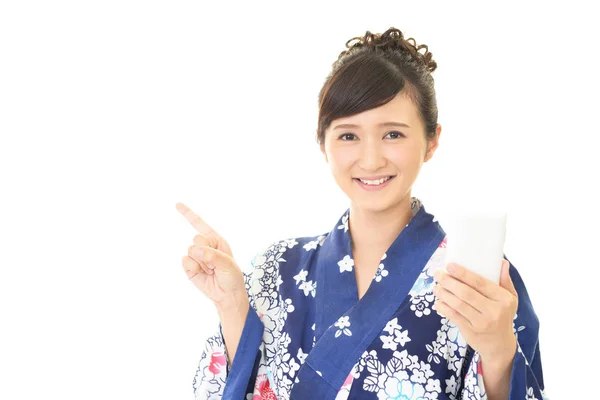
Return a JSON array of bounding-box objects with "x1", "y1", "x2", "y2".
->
[{"x1": 443, "y1": 210, "x2": 507, "y2": 284}]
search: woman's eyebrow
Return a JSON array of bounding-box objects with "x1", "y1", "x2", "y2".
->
[{"x1": 332, "y1": 121, "x2": 411, "y2": 130}]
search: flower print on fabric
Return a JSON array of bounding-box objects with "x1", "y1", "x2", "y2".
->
[
  {"x1": 350, "y1": 350, "x2": 377, "y2": 380},
  {"x1": 338, "y1": 213, "x2": 349, "y2": 232},
  {"x1": 193, "y1": 329, "x2": 240, "y2": 398},
  {"x1": 293, "y1": 269, "x2": 308, "y2": 285},
  {"x1": 444, "y1": 375, "x2": 462, "y2": 399},
  {"x1": 361, "y1": 349, "x2": 441, "y2": 400},
  {"x1": 410, "y1": 294, "x2": 435, "y2": 318},
  {"x1": 251, "y1": 240, "x2": 301, "y2": 398},
  {"x1": 380, "y1": 317, "x2": 411, "y2": 351},
  {"x1": 298, "y1": 280, "x2": 316, "y2": 297},
  {"x1": 425, "y1": 317, "x2": 468, "y2": 377},
  {"x1": 303, "y1": 235, "x2": 326, "y2": 251},
  {"x1": 461, "y1": 351, "x2": 486, "y2": 399},
  {"x1": 281, "y1": 238, "x2": 298, "y2": 249},
  {"x1": 373, "y1": 262, "x2": 389, "y2": 282},
  {"x1": 293, "y1": 269, "x2": 316, "y2": 297},
  {"x1": 409, "y1": 244, "x2": 446, "y2": 297},
  {"x1": 247, "y1": 373, "x2": 277, "y2": 400},
  {"x1": 338, "y1": 255, "x2": 354, "y2": 273},
  {"x1": 373, "y1": 253, "x2": 389, "y2": 283},
  {"x1": 334, "y1": 316, "x2": 352, "y2": 338},
  {"x1": 208, "y1": 351, "x2": 227, "y2": 375}
]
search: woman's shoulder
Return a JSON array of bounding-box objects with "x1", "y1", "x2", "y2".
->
[
  {"x1": 245, "y1": 233, "x2": 328, "y2": 309},
  {"x1": 247, "y1": 233, "x2": 329, "y2": 281},
  {"x1": 253, "y1": 232, "x2": 330, "y2": 261}
]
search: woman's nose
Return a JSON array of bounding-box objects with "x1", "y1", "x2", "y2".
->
[{"x1": 358, "y1": 142, "x2": 386, "y2": 171}]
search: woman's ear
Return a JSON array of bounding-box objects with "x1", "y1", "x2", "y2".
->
[{"x1": 424, "y1": 124, "x2": 442, "y2": 162}]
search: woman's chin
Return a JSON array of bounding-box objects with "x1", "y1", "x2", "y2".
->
[{"x1": 352, "y1": 199, "x2": 395, "y2": 214}]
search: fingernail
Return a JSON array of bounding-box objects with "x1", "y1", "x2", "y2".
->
[{"x1": 447, "y1": 263, "x2": 457, "y2": 273}]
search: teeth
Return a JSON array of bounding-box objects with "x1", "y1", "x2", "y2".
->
[{"x1": 359, "y1": 176, "x2": 392, "y2": 185}]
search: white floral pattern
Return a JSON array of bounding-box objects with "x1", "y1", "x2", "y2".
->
[
  {"x1": 380, "y1": 317, "x2": 411, "y2": 350},
  {"x1": 303, "y1": 235, "x2": 326, "y2": 251},
  {"x1": 410, "y1": 294, "x2": 435, "y2": 318},
  {"x1": 334, "y1": 315, "x2": 353, "y2": 338},
  {"x1": 461, "y1": 352, "x2": 485, "y2": 399},
  {"x1": 338, "y1": 213, "x2": 349, "y2": 232},
  {"x1": 361, "y1": 349, "x2": 440, "y2": 400},
  {"x1": 373, "y1": 254, "x2": 389, "y2": 282},
  {"x1": 338, "y1": 255, "x2": 354, "y2": 273}
]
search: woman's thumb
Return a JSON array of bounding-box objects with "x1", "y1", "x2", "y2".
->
[{"x1": 499, "y1": 259, "x2": 517, "y2": 296}]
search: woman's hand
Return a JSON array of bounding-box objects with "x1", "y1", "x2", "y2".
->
[
  {"x1": 176, "y1": 202, "x2": 247, "y2": 309},
  {"x1": 432, "y1": 260, "x2": 518, "y2": 366}
]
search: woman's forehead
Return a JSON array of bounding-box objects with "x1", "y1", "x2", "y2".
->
[{"x1": 331, "y1": 95, "x2": 421, "y2": 130}]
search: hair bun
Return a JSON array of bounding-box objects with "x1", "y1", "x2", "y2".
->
[{"x1": 340, "y1": 27, "x2": 437, "y2": 73}]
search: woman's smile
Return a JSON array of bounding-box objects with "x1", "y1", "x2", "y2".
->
[{"x1": 353, "y1": 175, "x2": 396, "y2": 191}]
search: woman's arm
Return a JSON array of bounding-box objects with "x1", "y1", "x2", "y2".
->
[
  {"x1": 480, "y1": 341, "x2": 516, "y2": 400},
  {"x1": 216, "y1": 292, "x2": 250, "y2": 368},
  {"x1": 193, "y1": 268, "x2": 265, "y2": 399}
]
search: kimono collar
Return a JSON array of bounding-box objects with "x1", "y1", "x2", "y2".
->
[{"x1": 290, "y1": 197, "x2": 445, "y2": 398}]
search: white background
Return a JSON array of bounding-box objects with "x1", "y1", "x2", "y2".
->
[{"x1": 1, "y1": 1, "x2": 598, "y2": 399}]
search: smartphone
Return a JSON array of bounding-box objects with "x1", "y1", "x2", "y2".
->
[{"x1": 443, "y1": 211, "x2": 507, "y2": 284}]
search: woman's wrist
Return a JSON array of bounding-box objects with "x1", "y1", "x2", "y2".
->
[
  {"x1": 215, "y1": 290, "x2": 250, "y2": 315},
  {"x1": 480, "y1": 335, "x2": 517, "y2": 369},
  {"x1": 479, "y1": 336, "x2": 517, "y2": 400},
  {"x1": 215, "y1": 293, "x2": 250, "y2": 368}
]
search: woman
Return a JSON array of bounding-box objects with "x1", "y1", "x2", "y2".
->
[{"x1": 178, "y1": 27, "x2": 547, "y2": 400}]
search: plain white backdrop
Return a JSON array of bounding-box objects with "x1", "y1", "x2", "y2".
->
[{"x1": 1, "y1": 1, "x2": 598, "y2": 398}]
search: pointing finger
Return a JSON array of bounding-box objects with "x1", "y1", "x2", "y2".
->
[
  {"x1": 194, "y1": 233, "x2": 219, "y2": 249},
  {"x1": 176, "y1": 202, "x2": 216, "y2": 236}
]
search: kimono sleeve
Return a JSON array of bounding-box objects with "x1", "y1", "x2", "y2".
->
[
  {"x1": 192, "y1": 251, "x2": 267, "y2": 400},
  {"x1": 459, "y1": 259, "x2": 549, "y2": 399}
]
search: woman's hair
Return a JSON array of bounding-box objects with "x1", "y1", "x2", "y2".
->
[{"x1": 316, "y1": 27, "x2": 438, "y2": 145}]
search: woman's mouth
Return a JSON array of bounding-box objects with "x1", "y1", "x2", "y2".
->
[{"x1": 353, "y1": 175, "x2": 396, "y2": 190}]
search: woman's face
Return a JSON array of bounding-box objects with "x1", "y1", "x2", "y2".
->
[{"x1": 321, "y1": 92, "x2": 441, "y2": 214}]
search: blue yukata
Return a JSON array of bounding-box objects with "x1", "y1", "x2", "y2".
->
[{"x1": 192, "y1": 198, "x2": 548, "y2": 400}]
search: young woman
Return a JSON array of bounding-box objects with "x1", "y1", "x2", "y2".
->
[{"x1": 178, "y1": 27, "x2": 546, "y2": 400}]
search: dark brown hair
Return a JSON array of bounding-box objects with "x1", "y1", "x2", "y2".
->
[{"x1": 316, "y1": 27, "x2": 438, "y2": 145}]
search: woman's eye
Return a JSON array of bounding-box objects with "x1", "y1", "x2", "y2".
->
[
  {"x1": 385, "y1": 131, "x2": 405, "y2": 139},
  {"x1": 338, "y1": 131, "x2": 403, "y2": 140},
  {"x1": 339, "y1": 133, "x2": 357, "y2": 141}
]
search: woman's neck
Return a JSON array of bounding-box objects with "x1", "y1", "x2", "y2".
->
[{"x1": 348, "y1": 196, "x2": 414, "y2": 257}]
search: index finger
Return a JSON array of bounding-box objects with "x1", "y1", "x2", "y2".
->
[
  {"x1": 176, "y1": 202, "x2": 215, "y2": 235},
  {"x1": 444, "y1": 263, "x2": 504, "y2": 301}
]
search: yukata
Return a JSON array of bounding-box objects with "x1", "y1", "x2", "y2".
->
[{"x1": 193, "y1": 198, "x2": 547, "y2": 400}]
